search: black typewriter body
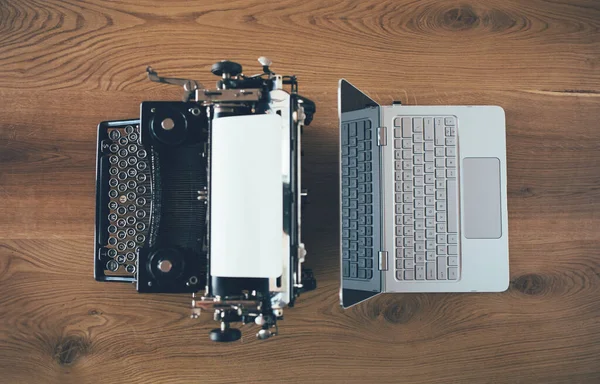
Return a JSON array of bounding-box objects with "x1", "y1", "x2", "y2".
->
[{"x1": 94, "y1": 58, "x2": 316, "y2": 341}]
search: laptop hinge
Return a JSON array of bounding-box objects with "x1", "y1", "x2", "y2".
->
[
  {"x1": 378, "y1": 251, "x2": 388, "y2": 271},
  {"x1": 377, "y1": 126, "x2": 387, "y2": 146}
]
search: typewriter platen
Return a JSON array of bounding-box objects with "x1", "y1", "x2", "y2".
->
[{"x1": 94, "y1": 58, "x2": 316, "y2": 341}]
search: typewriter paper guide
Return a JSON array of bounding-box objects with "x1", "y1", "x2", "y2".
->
[{"x1": 210, "y1": 114, "x2": 284, "y2": 279}]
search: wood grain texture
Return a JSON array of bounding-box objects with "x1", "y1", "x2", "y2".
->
[{"x1": 1, "y1": 0, "x2": 600, "y2": 383}]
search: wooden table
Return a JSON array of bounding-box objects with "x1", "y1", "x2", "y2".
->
[{"x1": 1, "y1": 1, "x2": 599, "y2": 383}]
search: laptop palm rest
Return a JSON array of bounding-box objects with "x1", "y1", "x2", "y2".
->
[{"x1": 462, "y1": 157, "x2": 502, "y2": 239}]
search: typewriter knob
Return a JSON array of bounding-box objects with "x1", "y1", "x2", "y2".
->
[
  {"x1": 211, "y1": 60, "x2": 243, "y2": 77},
  {"x1": 257, "y1": 56, "x2": 272, "y2": 67},
  {"x1": 209, "y1": 326, "x2": 241, "y2": 342},
  {"x1": 256, "y1": 328, "x2": 272, "y2": 340}
]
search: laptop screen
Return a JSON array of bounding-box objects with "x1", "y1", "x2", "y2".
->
[{"x1": 339, "y1": 79, "x2": 383, "y2": 308}]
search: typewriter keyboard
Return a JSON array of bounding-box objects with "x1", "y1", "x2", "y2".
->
[
  {"x1": 103, "y1": 124, "x2": 152, "y2": 275},
  {"x1": 341, "y1": 119, "x2": 375, "y2": 281}
]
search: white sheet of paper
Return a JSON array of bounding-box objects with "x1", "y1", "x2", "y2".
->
[{"x1": 210, "y1": 114, "x2": 283, "y2": 278}]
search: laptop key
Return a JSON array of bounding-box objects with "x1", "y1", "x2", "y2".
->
[
  {"x1": 426, "y1": 262, "x2": 436, "y2": 280},
  {"x1": 447, "y1": 179, "x2": 458, "y2": 232},
  {"x1": 396, "y1": 270, "x2": 403, "y2": 280},
  {"x1": 416, "y1": 265, "x2": 425, "y2": 280},
  {"x1": 435, "y1": 124, "x2": 445, "y2": 145},
  {"x1": 448, "y1": 267, "x2": 458, "y2": 280},
  {"x1": 402, "y1": 117, "x2": 412, "y2": 137},
  {"x1": 437, "y1": 257, "x2": 447, "y2": 279},
  {"x1": 413, "y1": 118, "x2": 423, "y2": 132},
  {"x1": 350, "y1": 263, "x2": 358, "y2": 278},
  {"x1": 358, "y1": 269, "x2": 366, "y2": 279}
]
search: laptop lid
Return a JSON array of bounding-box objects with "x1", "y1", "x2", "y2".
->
[{"x1": 339, "y1": 79, "x2": 384, "y2": 308}]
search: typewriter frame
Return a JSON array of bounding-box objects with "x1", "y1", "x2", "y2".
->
[{"x1": 94, "y1": 59, "x2": 315, "y2": 341}]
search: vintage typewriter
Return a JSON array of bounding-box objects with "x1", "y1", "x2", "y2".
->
[{"x1": 94, "y1": 58, "x2": 316, "y2": 341}]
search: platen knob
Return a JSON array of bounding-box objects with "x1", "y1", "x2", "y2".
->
[{"x1": 211, "y1": 60, "x2": 243, "y2": 77}]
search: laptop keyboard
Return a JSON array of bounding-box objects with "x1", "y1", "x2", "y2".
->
[
  {"x1": 341, "y1": 119, "x2": 375, "y2": 280},
  {"x1": 394, "y1": 116, "x2": 460, "y2": 281}
]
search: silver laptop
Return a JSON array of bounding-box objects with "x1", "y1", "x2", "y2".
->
[{"x1": 339, "y1": 79, "x2": 509, "y2": 308}]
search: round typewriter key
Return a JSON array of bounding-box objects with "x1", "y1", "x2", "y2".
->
[
  {"x1": 118, "y1": 183, "x2": 127, "y2": 193},
  {"x1": 127, "y1": 156, "x2": 137, "y2": 165},
  {"x1": 117, "y1": 206, "x2": 127, "y2": 215},
  {"x1": 126, "y1": 240, "x2": 136, "y2": 249},
  {"x1": 128, "y1": 132, "x2": 139, "y2": 142},
  {"x1": 109, "y1": 130, "x2": 121, "y2": 140},
  {"x1": 136, "y1": 234, "x2": 146, "y2": 243},
  {"x1": 127, "y1": 168, "x2": 138, "y2": 177},
  {"x1": 116, "y1": 218, "x2": 127, "y2": 227},
  {"x1": 126, "y1": 227, "x2": 136, "y2": 237},
  {"x1": 127, "y1": 191, "x2": 136, "y2": 201},
  {"x1": 108, "y1": 225, "x2": 117, "y2": 234},
  {"x1": 117, "y1": 243, "x2": 126, "y2": 252},
  {"x1": 108, "y1": 201, "x2": 118, "y2": 210},
  {"x1": 127, "y1": 204, "x2": 136, "y2": 212},
  {"x1": 109, "y1": 178, "x2": 118, "y2": 187},
  {"x1": 109, "y1": 144, "x2": 119, "y2": 153},
  {"x1": 128, "y1": 144, "x2": 138, "y2": 153},
  {"x1": 125, "y1": 125, "x2": 134, "y2": 134},
  {"x1": 118, "y1": 171, "x2": 128, "y2": 180},
  {"x1": 108, "y1": 213, "x2": 118, "y2": 222},
  {"x1": 108, "y1": 237, "x2": 118, "y2": 246},
  {"x1": 126, "y1": 252, "x2": 136, "y2": 261},
  {"x1": 135, "y1": 209, "x2": 146, "y2": 219},
  {"x1": 126, "y1": 216, "x2": 136, "y2": 225},
  {"x1": 118, "y1": 137, "x2": 128, "y2": 146},
  {"x1": 118, "y1": 159, "x2": 128, "y2": 169},
  {"x1": 135, "y1": 222, "x2": 146, "y2": 231},
  {"x1": 127, "y1": 180, "x2": 137, "y2": 189},
  {"x1": 108, "y1": 190, "x2": 118, "y2": 198},
  {"x1": 109, "y1": 155, "x2": 118, "y2": 164},
  {"x1": 125, "y1": 264, "x2": 136, "y2": 274},
  {"x1": 106, "y1": 260, "x2": 119, "y2": 272},
  {"x1": 136, "y1": 197, "x2": 146, "y2": 206},
  {"x1": 118, "y1": 148, "x2": 128, "y2": 157},
  {"x1": 137, "y1": 149, "x2": 147, "y2": 159},
  {"x1": 109, "y1": 166, "x2": 119, "y2": 175},
  {"x1": 108, "y1": 249, "x2": 117, "y2": 258},
  {"x1": 116, "y1": 254, "x2": 126, "y2": 263},
  {"x1": 137, "y1": 161, "x2": 147, "y2": 171},
  {"x1": 136, "y1": 185, "x2": 146, "y2": 194},
  {"x1": 119, "y1": 195, "x2": 127, "y2": 204},
  {"x1": 117, "y1": 230, "x2": 127, "y2": 240},
  {"x1": 136, "y1": 173, "x2": 146, "y2": 182}
]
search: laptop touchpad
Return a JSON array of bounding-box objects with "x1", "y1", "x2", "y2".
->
[{"x1": 462, "y1": 158, "x2": 502, "y2": 239}]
